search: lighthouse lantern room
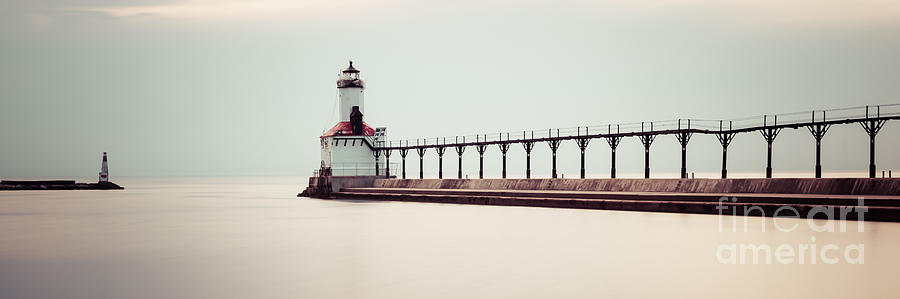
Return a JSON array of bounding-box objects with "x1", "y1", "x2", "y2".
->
[{"x1": 319, "y1": 61, "x2": 386, "y2": 177}]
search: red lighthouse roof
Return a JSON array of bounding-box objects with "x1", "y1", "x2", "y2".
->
[{"x1": 321, "y1": 121, "x2": 376, "y2": 137}]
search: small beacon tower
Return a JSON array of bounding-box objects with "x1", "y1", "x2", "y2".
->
[
  {"x1": 318, "y1": 61, "x2": 386, "y2": 177},
  {"x1": 99, "y1": 152, "x2": 109, "y2": 183}
]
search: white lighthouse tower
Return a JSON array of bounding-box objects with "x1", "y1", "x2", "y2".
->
[
  {"x1": 318, "y1": 61, "x2": 386, "y2": 177},
  {"x1": 337, "y1": 61, "x2": 365, "y2": 122},
  {"x1": 98, "y1": 152, "x2": 109, "y2": 183}
]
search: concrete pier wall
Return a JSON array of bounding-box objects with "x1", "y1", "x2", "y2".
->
[
  {"x1": 301, "y1": 176, "x2": 383, "y2": 197},
  {"x1": 330, "y1": 176, "x2": 381, "y2": 192},
  {"x1": 373, "y1": 178, "x2": 900, "y2": 196}
]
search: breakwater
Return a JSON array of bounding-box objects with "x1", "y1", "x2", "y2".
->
[
  {"x1": 372, "y1": 178, "x2": 900, "y2": 195},
  {"x1": 0, "y1": 180, "x2": 124, "y2": 190},
  {"x1": 310, "y1": 178, "x2": 900, "y2": 222}
]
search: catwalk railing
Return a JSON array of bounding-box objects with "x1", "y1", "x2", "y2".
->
[
  {"x1": 315, "y1": 162, "x2": 400, "y2": 177},
  {"x1": 376, "y1": 104, "x2": 900, "y2": 179}
]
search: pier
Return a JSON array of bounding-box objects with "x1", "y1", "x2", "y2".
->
[
  {"x1": 303, "y1": 63, "x2": 899, "y2": 221},
  {"x1": 331, "y1": 178, "x2": 900, "y2": 222}
]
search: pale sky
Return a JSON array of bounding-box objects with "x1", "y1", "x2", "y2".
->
[{"x1": 2, "y1": 0, "x2": 900, "y2": 179}]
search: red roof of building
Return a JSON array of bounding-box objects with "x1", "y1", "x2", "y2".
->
[{"x1": 321, "y1": 121, "x2": 376, "y2": 137}]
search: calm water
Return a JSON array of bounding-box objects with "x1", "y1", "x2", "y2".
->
[{"x1": 0, "y1": 177, "x2": 898, "y2": 298}]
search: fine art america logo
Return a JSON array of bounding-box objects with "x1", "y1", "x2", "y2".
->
[{"x1": 715, "y1": 197, "x2": 867, "y2": 265}]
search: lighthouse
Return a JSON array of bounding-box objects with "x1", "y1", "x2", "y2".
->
[
  {"x1": 98, "y1": 152, "x2": 109, "y2": 183},
  {"x1": 319, "y1": 61, "x2": 386, "y2": 177}
]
